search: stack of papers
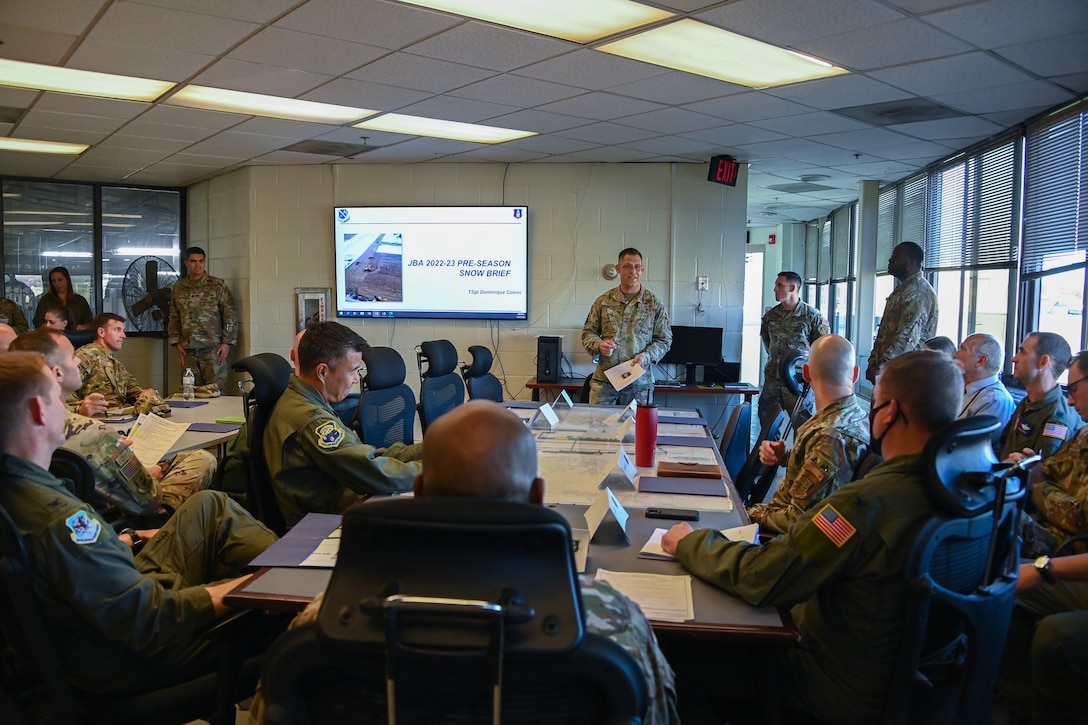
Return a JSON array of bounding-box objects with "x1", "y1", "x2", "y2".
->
[{"x1": 126, "y1": 414, "x2": 190, "y2": 465}]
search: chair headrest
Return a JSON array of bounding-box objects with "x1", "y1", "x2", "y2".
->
[
  {"x1": 64, "y1": 329, "x2": 96, "y2": 350},
  {"x1": 232, "y1": 353, "x2": 293, "y2": 408},
  {"x1": 778, "y1": 350, "x2": 807, "y2": 396},
  {"x1": 420, "y1": 339, "x2": 458, "y2": 378},
  {"x1": 462, "y1": 345, "x2": 494, "y2": 378},
  {"x1": 362, "y1": 346, "x2": 406, "y2": 390},
  {"x1": 319, "y1": 497, "x2": 582, "y2": 655},
  {"x1": 922, "y1": 415, "x2": 1003, "y2": 516}
]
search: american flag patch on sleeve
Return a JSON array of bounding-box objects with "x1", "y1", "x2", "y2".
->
[
  {"x1": 1042, "y1": 423, "x2": 1068, "y2": 439},
  {"x1": 812, "y1": 504, "x2": 856, "y2": 547}
]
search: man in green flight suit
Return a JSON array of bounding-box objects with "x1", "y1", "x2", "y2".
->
[
  {"x1": 998, "y1": 331, "x2": 1082, "y2": 462},
  {"x1": 866, "y1": 241, "x2": 938, "y2": 384},
  {"x1": 264, "y1": 321, "x2": 421, "y2": 527},
  {"x1": 168, "y1": 246, "x2": 238, "y2": 390},
  {"x1": 662, "y1": 349, "x2": 963, "y2": 723},
  {"x1": 758, "y1": 270, "x2": 828, "y2": 429},
  {"x1": 582, "y1": 248, "x2": 672, "y2": 405},
  {"x1": 747, "y1": 334, "x2": 869, "y2": 535}
]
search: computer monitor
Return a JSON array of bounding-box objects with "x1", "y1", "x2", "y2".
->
[{"x1": 660, "y1": 325, "x2": 724, "y2": 384}]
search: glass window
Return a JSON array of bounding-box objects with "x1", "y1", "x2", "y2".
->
[
  {"x1": 933, "y1": 270, "x2": 965, "y2": 342},
  {"x1": 971, "y1": 268, "x2": 1010, "y2": 342},
  {"x1": 1037, "y1": 268, "x2": 1085, "y2": 350},
  {"x1": 831, "y1": 281, "x2": 849, "y2": 337},
  {"x1": 873, "y1": 275, "x2": 896, "y2": 345}
]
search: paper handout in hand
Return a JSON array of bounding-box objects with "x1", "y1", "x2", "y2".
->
[{"x1": 604, "y1": 359, "x2": 645, "y2": 392}]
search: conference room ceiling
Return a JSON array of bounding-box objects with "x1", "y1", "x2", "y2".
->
[{"x1": 1, "y1": 0, "x2": 1086, "y2": 226}]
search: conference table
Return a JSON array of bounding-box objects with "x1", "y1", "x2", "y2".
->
[
  {"x1": 526, "y1": 376, "x2": 760, "y2": 404},
  {"x1": 103, "y1": 395, "x2": 244, "y2": 459}
]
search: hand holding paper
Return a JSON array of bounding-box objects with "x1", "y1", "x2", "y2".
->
[{"x1": 604, "y1": 358, "x2": 645, "y2": 392}]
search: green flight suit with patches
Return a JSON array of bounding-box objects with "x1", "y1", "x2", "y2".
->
[
  {"x1": 996, "y1": 384, "x2": 1082, "y2": 460},
  {"x1": 581, "y1": 286, "x2": 672, "y2": 405},
  {"x1": 676, "y1": 453, "x2": 934, "y2": 723},
  {"x1": 748, "y1": 395, "x2": 869, "y2": 535},
  {"x1": 265, "y1": 376, "x2": 421, "y2": 527}
]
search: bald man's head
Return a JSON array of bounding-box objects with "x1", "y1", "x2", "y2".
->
[
  {"x1": 806, "y1": 334, "x2": 857, "y2": 387},
  {"x1": 415, "y1": 400, "x2": 543, "y2": 503},
  {"x1": 0, "y1": 323, "x2": 16, "y2": 353}
]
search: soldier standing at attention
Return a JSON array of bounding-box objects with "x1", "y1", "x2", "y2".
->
[
  {"x1": 168, "y1": 246, "x2": 237, "y2": 390},
  {"x1": 866, "y1": 241, "x2": 938, "y2": 384},
  {"x1": 758, "y1": 271, "x2": 828, "y2": 429},
  {"x1": 582, "y1": 248, "x2": 672, "y2": 405}
]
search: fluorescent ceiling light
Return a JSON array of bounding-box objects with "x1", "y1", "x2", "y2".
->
[
  {"x1": 167, "y1": 85, "x2": 377, "y2": 124},
  {"x1": 396, "y1": 0, "x2": 673, "y2": 43},
  {"x1": 0, "y1": 137, "x2": 88, "y2": 155},
  {"x1": 69, "y1": 222, "x2": 136, "y2": 228},
  {"x1": 114, "y1": 247, "x2": 176, "y2": 255},
  {"x1": 5, "y1": 210, "x2": 89, "y2": 216},
  {"x1": 354, "y1": 113, "x2": 535, "y2": 143},
  {"x1": 0, "y1": 59, "x2": 173, "y2": 102},
  {"x1": 103, "y1": 213, "x2": 143, "y2": 219},
  {"x1": 40, "y1": 251, "x2": 93, "y2": 258},
  {"x1": 597, "y1": 20, "x2": 848, "y2": 88}
]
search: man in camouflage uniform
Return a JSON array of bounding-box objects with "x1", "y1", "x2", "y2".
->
[
  {"x1": 248, "y1": 399, "x2": 679, "y2": 725},
  {"x1": 168, "y1": 246, "x2": 237, "y2": 390},
  {"x1": 11, "y1": 329, "x2": 215, "y2": 517},
  {"x1": 866, "y1": 242, "x2": 938, "y2": 384},
  {"x1": 68, "y1": 312, "x2": 168, "y2": 415},
  {"x1": 748, "y1": 334, "x2": 869, "y2": 535},
  {"x1": 998, "y1": 331, "x2": 1082, "y2": 462},
  {"x1": 0, "y1": 296, "x2": 29, "y2": 334},
  {"x1": 265, "y1": 322, "x2": 420, "y2": 527},
  {"x1": 759, "y1": 270, "x2": 829, "y2": 429},
  {"x1": 1018, "y1": 350, "x2": 1088, "y2": 557},
  {"x1": 663, "y1": 351, "x2": 962, "y2": 722},
  {"x1": 582, "y1": 248, "x2": 672, "y2": 405}
]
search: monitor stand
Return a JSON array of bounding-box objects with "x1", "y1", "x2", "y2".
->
[{"x1": 683, "y1": 363, "x2": 699, "y2": 385}]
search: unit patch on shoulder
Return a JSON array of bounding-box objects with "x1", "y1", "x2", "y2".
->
[
  {"x1": 315, "y1": 420, "x2": 346, "y2": 449},
  {"x1": 812, "y1": 504, "x2": 856, "y2": 548},
  {"x1": 65, "y1": 510, "x2": 101, "y2": 545},
  {"x1": 1042, "y1": 423, "x2": 1068, "y2": 440}
]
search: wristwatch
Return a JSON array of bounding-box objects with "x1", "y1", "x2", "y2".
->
[
  {"x1": 1033, "y1": 555, "x2": 1056, "y2": 585},
  {"x1": 120, "y1": 527, "x2": 145, "y2": 555}
]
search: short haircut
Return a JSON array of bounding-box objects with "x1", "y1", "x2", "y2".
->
[
  {"x1": 777, "y1": 271, "x2": 803, "y2": 288},
  {"x1": 90, "y1": 312, "x2": 125, "y2": 336},
  {"x1": 184, "y1": 246, "x2": 206, "y2": 260},
  {"x1": 923, "y1": 336, "x2": 956, "y2": 356},
  {"x1": 1070, "y1": 351, "x2": 1088, "y2": 379},
  {"x1": 297, "y1": 321, "x2": 368, "y2": 375},
  {"x1": 879, "y1": 350, "x2": 963, "y2": 433},
  {"x1": 45, "y1": 305, "x2": 71, "y2": 326},
  {"x1": 9, "y1": 328, "x2": 65, "y2": 364},
  {"x1": 0, "y1": 352, "x2": 52, "y2": 432},
  {"x1": 968, "y1": 333, "x2": 1004, "y2": 375},
  {"x1": 1027, "y1": 331, "x2": 1072, "y2": 378},
  {"x1": 897, "y1": 241, "x2": 924, "y2": 264},
  {"x1": 617, "y1": 248, "x2": 643, "y2": 263}
]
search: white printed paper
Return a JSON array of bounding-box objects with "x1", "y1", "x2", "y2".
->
[
  {"x1": 604, "y1": 359, "x2": 645, "y2": 392},
  {"x1": 595, "y1": 569, "x2": 694, "y2": 622}
]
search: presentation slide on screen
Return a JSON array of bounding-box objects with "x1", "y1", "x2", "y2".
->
[{"x1": 334, "y1": 206, "x2": 528, "y2": 320}]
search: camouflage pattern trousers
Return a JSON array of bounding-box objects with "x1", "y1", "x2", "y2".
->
[{"x1": 180, "y1": 347, "x2": 229, "y2": 390}]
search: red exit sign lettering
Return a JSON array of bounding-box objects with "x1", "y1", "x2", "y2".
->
[{"x1": 707, "y1": 155, "x2": 740, "y2": 186}]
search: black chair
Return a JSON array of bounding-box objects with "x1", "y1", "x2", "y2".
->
[
  {"x1": 63, "y1": 328, "x2": 96, "y2": 350},
  {"x1": 733, "y1": 407, "x2": 787, "y2": 506},
  {"x1": 461, "y1": 344, "x2": 503, "y2": 402},
  {"x1": 258, "y1": 497, "x2": 648, "y2": 725},
  {"x1": 884, "y1": 415, "x2": 1034, "y2": 724},
  {"x1": 233, "y1": 353, "x2": 293, "y2": 536},
  {"x1": 330, "y1": 392, "x2": 360, "y2": 430},
  {"x1": 0, "y1": 502, "x2": 258, "y2": 725},
  {"x1": 580, "y1": 376, "x2": 593, "y2": 403},
  {"x1": 416, "y1": 339, "x2": 465, "y2": 433},
  {"x1": 850, "y1": 449, "x2": 884, "y2": 481},
  {"x1": 718, "y1": 401, "x2": 752, "y2": 480},
  {"x1": 48, "y1": 447, "x2": 96, "y2": 506},
  {"x1": 357, "y1": 346, "x2": 416, "y2": 448}
]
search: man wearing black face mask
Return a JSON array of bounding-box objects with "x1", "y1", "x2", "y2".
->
[{"x1": 662, "y1": 350, "x2": 962, "y2": 723}]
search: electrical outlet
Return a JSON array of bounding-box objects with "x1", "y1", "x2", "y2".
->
[{"x1": 696, "y1": 276, "x2": 709, "y2": 291}]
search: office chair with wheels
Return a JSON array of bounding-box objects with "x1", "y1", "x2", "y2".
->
[
  {"x1": 232, "y1": 353, "x2": 293, "y2": 535},
  {"x1": 416, "y1": 339, "x2": 465, "y2": 433},
  {"x1": 329, "y1": 392, "x2": 360, "y2": 430},
  {"x1": 461, "y1": 345, "x2": 503, "y2": 402},
  {"x1": 883, "y1": 415, "x2": 1035, "y2": 724},
  {"x1": 0, "y1": 502, "x2": 259, "y2": 725},
  {"x1": 48, "y1": 447, "x2": 97, "y2": 506},
  {"x1": 357, "y1": 346, "x2": 416, "y2": 448},
  {"x1": 718, "y1": 401, "x2": 752, "y2": 481},
  {"x1": 259, "y1": 497, "x2": 649, "y2": 725},
  {"x1": 732, "y1": 407, "x2": 787, "y2": 506}
]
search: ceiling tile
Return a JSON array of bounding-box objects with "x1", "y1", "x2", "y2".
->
[
  {"x1": 933, "y1": 80, "x2": 1075, "y2": 115},
  {"x1": 449, "y1": 146, "x2": 548, "y2": 162},
  {"x1": 751, "y1": 111, "x2": 872, "y2": 136},
  {"x1": 66, "y1": 39, "x2": 215, "y2": 81},
  {"x1": 183, "y1": 130, "x2": 295, "y2": 156},
  {"x1": 888, "y1": 115, "x2": 1005, "y2": 140},
  {"x1": 1, "y1": 0, "x2": 109, "y2": 35},
  {"x1": 535, "y1": 93, "x2": 665, "y2": 121},
  {"x1": 870, "y1": 52, "x2": 1035, "y2": 95},
  {"x1": 193, "y1": 58, "x2": 332, "y2": 96},
  {"x1": 995, "y1": 31, "x2": 1088, "y2": 79},
  {"x1": 229, "y1": 28, "x2": 387, "y2": 77},
  {"x1": 615, "y1": 107, "x2": 725, "y2": 134},
  {"x1": 617, "y1": 135, "x2": 721, "y2": 156},
  {"x1": 347, "y1": 53, "x2": 494, "y2": 94},
  {"x1": 796, "y1": 18, "x2": 973, "y2": 71},
  {"x1": 0, "y1": 24, "x2": 79, "y2": 65},
  {"x1": 96, "y1": 133, "x2": 193, "y2": 154},
  {"x1": 696, "y1": 0, "x2": 904, "y2": 47},
  {"x1": 924, "y1": 0, "x2": 1088, "y2": 48},
  {"x1": 556, "y1": 122, "x2": 658, "y2": 145},
  {"x1": 18, "y1": 108, "x2": 129, "y2": 134},
  {"x1": 404, "y1": 22, "x2": 574, "y2": 73},
  {"x1": 12, "y1": 125, "x2": 109, "y2": 145},
  {"x1": 301, "y1": 77, "x2": 430, "y2": 112},
  {"x1": 811, "y1": 126, "x2": 921, "y2": 153},
  {"x1": 31, "y1": 93, "x2": 150, "y2": 119},
  {"x1": 606, "y1": 72, "x2": 747, "y2": 105},
  {"x1": 449, "y1": 75, "x2": 584, "y2": 108},
  {"x1": 504, "y1": 134, "x2": 600, "y2": 155},
  {"x1": 227, "y1": 117, "x2": 340, "y2": 139},
  {"x1": 86, "y1": 2, "x2": 259, "y2": 56},
  {"x1": 277, "y1": 0, "x2": 464, "y2": 50},
  {"x1": 513, "y1": 49, "x2": 670, "y2": 90},
  {"x1": 129, "y1": 0, "x2": 299, "y2": 23},
  {"x1": 395, "y1": 95, "x2": 521, "y2": 123},
  {"x1": 554, "y1": 146, "x2": 659, "y2": 162},
  {"x1": 137, "y1": 104, "x2": 249, "y2": 129},
  {"x1": 480, "y1": 109, "x2": 590, "y2": 134},
  {"x1": 684, "y1": 92, "x2": 815, "y2": 123},
  {"x1": 766, "y1": 74, "x2": 913, "y2": 110},
  {"x1": 0, "y1": 86, "x2": 41, "y2": 109},
  {"x1": 681, "y1": 124, "x2": 788, "y2": 147}
]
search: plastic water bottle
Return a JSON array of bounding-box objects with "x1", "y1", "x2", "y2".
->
[{"x1": 183, "y1": 368, "x2": 195, "y2": 401}]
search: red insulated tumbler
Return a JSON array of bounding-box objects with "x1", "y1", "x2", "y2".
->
[{"x1": 635, "y1": 401, "x2": 658, "y2": 467}]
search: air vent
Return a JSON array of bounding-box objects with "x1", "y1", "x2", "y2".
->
[
  {"x1": 830, "y1": 98, "x2": 966, "y2": 127},
  {"x1": 0, "y1": 105, "x2": 25, "y2": 124},
  {"x1": 766, "y1": 182, "x2": 837, "y2": 193},
  {"x1": 281, "y1": 140, "x2": 378, "y2": 157}
]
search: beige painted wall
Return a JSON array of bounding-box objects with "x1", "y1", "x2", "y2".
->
[{"x1": 187, "y1": 161, "x2": 749, "y2": 432}]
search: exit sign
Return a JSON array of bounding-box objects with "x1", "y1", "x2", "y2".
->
[{"x1": 707, "y1": 155, "x2": 740, "y2": 186}]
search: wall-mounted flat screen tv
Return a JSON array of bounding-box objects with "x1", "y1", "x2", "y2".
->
[{"x1": 334, "y1": 206, "x2": 528, "y2": 320}]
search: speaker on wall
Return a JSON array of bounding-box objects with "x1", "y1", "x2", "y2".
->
[{"x1": 536, "y1": 336, "x2": 562, "y2": 383}]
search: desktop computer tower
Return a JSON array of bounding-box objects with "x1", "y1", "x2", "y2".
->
[{"x1": 536, "y1": 336, "x2": 562, "y2": 383}]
